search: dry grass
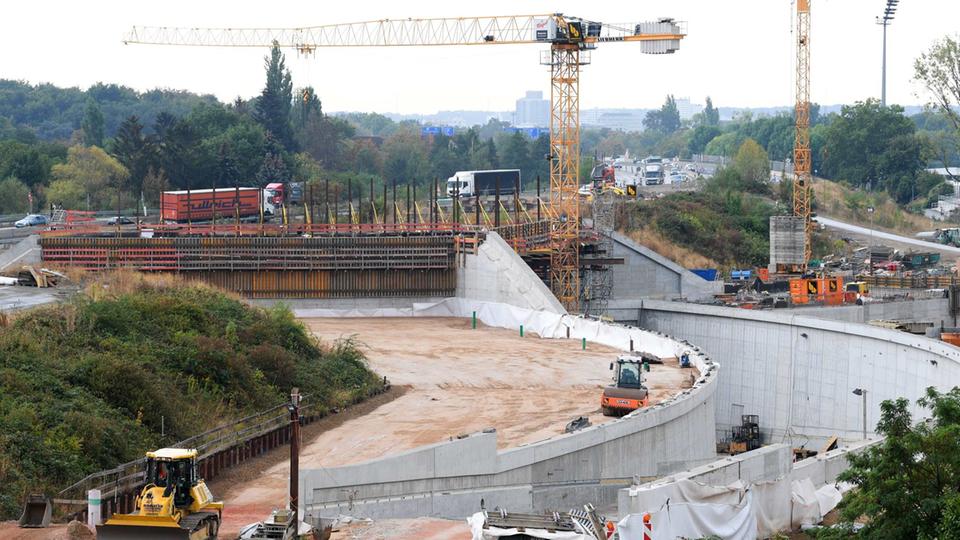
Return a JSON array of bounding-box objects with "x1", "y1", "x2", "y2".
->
[
  {"x1": 624, "y1": 228, "x2": 720, "y2": 269},
  {"x1": 80, "y1": 269, "x2": 237, "y2": 301},
  {"x1": 814, "y1": 177, "x2": 938, "y2": 234}
]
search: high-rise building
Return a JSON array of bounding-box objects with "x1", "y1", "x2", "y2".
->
[
  {"x1": 675, "y1": 97, "x2": 703, "y2": 121},
  {"x1": 515, "y1": 91, "x2": 550, "y2": 127}
]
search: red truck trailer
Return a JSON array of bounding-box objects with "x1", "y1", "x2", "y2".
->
[{"x1": 160, "y1": 188, "x2": 268, "y2": 223}]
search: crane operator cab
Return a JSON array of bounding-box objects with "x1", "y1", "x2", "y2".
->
[{"x1": 601, "y1": 355, "x2": 651, "y2": 416}]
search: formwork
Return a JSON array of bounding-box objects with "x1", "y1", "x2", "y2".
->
[
  {"x1": 769, "y1": 216, "x2": 806, "y2": 268},
  {"x1": 40, "y1": 235, "x2": 458, "y2": 298}
]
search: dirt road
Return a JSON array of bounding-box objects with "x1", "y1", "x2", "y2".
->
[{"x1": 188, "y1": 318, "x2": 694, "y2": 538}]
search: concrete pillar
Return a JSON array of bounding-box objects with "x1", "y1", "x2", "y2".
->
[{"x1": 87, "y1": 489, "x2": 101, "y2": 528}]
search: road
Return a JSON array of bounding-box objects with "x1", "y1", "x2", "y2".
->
[{"x1": 817, "y1": 216, "x2": 960, "y2": 255}]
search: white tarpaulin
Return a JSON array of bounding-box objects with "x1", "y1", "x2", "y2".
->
[
  {"x1": 293, "y1": 298, "x2": 692, "y2": 363},
  {"x1": 617, "y1": 490, "x2": 757, "y2": 540},
  {"x1": 467, "y1": 512, "x2": 588, "y2": 540},
  {"x1": 619, "y1": 476, "x2": 846, "y2": 539}
]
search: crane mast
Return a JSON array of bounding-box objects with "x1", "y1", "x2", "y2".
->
[
  {"x1": 125, "y1": 14, "x2": 684, "y2": 312},
  {"x1": 794, "y1": 0, "x2": 812, "y2": 267}
]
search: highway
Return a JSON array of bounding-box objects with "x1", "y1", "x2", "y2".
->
[{"x1": 817, "y1": 216, "x2": 960, "y2": 255}]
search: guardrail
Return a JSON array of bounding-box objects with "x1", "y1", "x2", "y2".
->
[
  {"x1": 55, "y1": 383, "x2": 389, "y2": 523},
  {"x1": 859, "y1": 275, "x2": 960, "y2": 290}
]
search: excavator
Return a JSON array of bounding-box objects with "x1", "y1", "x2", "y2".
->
[
  {"x1": 600, "y1": 355, "x2": 650, "y2": 416},
  {"x1": 97, "y1": 448, "x2": 223, "y2": 540}
]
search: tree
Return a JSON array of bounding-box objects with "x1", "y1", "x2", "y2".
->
[
  {"x1": 0, "y1": 177, "x2": 30, "y2": 214},
  {"x1": 703, "y1": 96, "x2": 719, "y2": 126},
  {"x1": 292, "y1": 87, "x2": 321, "y2": 130},
  {"x1": 915, "y1": 36, "x2": 960, "y2": 146},
  {"x1": 81, "y1": 100, "x2": 104, "y2": 147},
  {"x1": 382, "y1": 128, "x2": 430, "y2": 185},
  {"x1": 49, "y1": 145, "x2": 129, "y2": 209},
  {"x1": 733, "y1": 138, "x2": 770, "y2": 194},
  {"x1": 111, "y1": 115, "x2": 154, "y2": 199},
  {"x1": 299, "y1": 114, "x2": 355, "y2": 170},
  {"x1": 500, "y1": 131, "x2": 530, "y2": 173},
  {"x1": 821, "y1": 99, "x2": 936, "y2": 202},
  {"x1": 688, "y1": 125, "x2": 722, "y2": 155},
  {"x1": 644, "y1": 95, "x2": 681, "y2": 135},
  {"x1": 255, "y1": 42, "x2": 295, "y2": 152},
  {"x1": 256, "y1": 134, "x2": 290, "y2": 185},
  {"x1": 836, "y1": 387, "x2": 960, "y2": 539}
]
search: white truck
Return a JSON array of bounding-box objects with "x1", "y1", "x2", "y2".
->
[{"x1": 446, "y1": 169, "x2": 522, "y2": 198}]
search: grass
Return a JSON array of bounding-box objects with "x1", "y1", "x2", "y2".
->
[
  {"x1": 813, "y1": 177, "x2": 938, "y2": 234},
  {"x1": 624, "y1": 227, "x2": 720, "y2": 269},
  {"x1": 0, "y1": 272, "x2": 382, "y2": 519}
]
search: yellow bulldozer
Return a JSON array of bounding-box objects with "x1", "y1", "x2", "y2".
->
[{"x1": 97, "y1": 448, "x2": 223, "y2": 540}]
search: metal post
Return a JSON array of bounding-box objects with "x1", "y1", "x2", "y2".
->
[
  {"x1": 369, "y1": 177, "x2": 374, "y2": 224},
  {"x1": 406, "y1": 183, "x2": 411, "y2": 224},
  {"x1": 536, "y1": 174, "x2": 541, "y2": 221},
  {"x1": 289, "y1": 388, "x2": 301, "y2": 528},
  {"x1": 382, "y1": 183, "x2": 387, "y2": 226},
  {"x1": 475, "y1": 192, "x2": 480, "y2": 226},
  {"x1": 494, "y1": 176, "x2": 501, "y2": 228},
  {"x1": 881, "y1": 22, "x2": 888, "y2": 107},
  {"x1": 433, "y1": 177, "x2": 439, "y2": 224},
  {"x1": 412, "y1": 182, "x2": 417, "y2": 225},
  {"x1": 347, "y1": 177, "x2": 353, "y2": 225},
  {"x1": 392, "y1": 179, "x2": 397, "y2": 225},
  {"x1": 325, "y1": 177, "x2": 330, "y2": 226},
  {"x1": 454, "y1": 179, "x2": 460, "y2": 225}
]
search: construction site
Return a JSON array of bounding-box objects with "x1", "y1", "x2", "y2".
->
[{"x1": 3, "y1": 3, "x2": 960, "y2": 540}]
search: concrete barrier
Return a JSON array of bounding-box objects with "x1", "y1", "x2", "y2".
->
[
  {"x1": 297, "y1": 303, "x2": 720, "y2": 522},
  {"x1": 636, "y1": 300, "x2": 960, "y2": 445}
]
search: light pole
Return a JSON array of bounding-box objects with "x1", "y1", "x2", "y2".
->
[
  {"x1": 852, "y1": 388, "x2": 868, "y2": 440},
  {"x1": 876, "y1": 0, "x2": 899, "y2": 107}
]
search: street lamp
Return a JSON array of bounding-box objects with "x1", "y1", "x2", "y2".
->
[
  {"x1": 852, "y1": 388, "x2": 868, "y2": 440},
  {"x1": 876, "y1": 0, "x2": 899, "y2": 107}
]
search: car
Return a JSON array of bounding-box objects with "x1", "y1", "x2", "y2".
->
[
  {"x1": 14, "y1": 214, "x2": 49, "y2": 228},
  {"x1": 106, "y1": 216, "x2": 136, "y2": 225}
]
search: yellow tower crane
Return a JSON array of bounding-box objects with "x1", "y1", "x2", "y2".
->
[
  {"x1": 124, "y1": 15, "x2": 685, "y2": 311},
  {"x1": 794, "y1": 1, "x2": 812, "y2": 267}
]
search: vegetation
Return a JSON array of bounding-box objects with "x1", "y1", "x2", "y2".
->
[
  {"x1": 619, "y1": 140, "x2": 777, "y2": 268},
  {"x1": 822, "y1": 387, "x2": 960, "y2": 539},
  {"x1": 0, "y1": 274, "x2": 381, "y2": 519}
]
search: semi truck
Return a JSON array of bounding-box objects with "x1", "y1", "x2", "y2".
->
[
  {"x1": 265, "y1": 182, "x2": 304, "y2": 205},
  {"x1": 643, "y1": 163, "x2": 664, "y2": 185},
  {"x1": 446, "y1": 169, "x2": 522, "y2": 198},
  {"x1": 160, "y1": 187, "x2": 277, "y2": 223}
]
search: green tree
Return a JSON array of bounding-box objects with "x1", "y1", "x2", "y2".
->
[
  {"x1": 688, "y1": 125, "x2": 722, "y2": 155},
  {"x1": 0, "y1": 176, "x2": 30, "y2": 214},
  {"x1": 703, "y1": 96, "x2": 719, "y2": 126},
  {"x1": 292, "y1": 86, "x2": 321, "y2": 130},
  {"x1": 500, "y1": 131, "x2": 530, "y2": 173},
  {"x1": 49, "y1": 145, "x2": 129, "y2": 209},
  {"x1": 382, "y1": 128, "x2": 430, "y2": 185},
  {"x1": 256, "y1": 134, "x2": 290, "y2": 185},
  {"x1": 81, "y1": 100, "x2": 105, "y2": 147},
  {"x1": 644, "y1": 95, "x2": 681, "y2": 135},
  {"x1": 469, "y1": 139, "x2": 499, "y2": 170},
  {"x1": 733, "y1": 138, "x2": 770, "y2": 194},
  {"x1": 915, "y1": 36, "x2": 960, "y2": 152},
  {"x1": 111, "y1": 115, "x2": 154, "y2": 199},
  {"x1": 836, "y1": 387, "x2": 960, "y2": 539},
  {"x1": 255, "y1": 42, "x2": 295, "y2": 152},
  {"x1": 821, "y1": 99, "x2": 935, "y2": 202}
]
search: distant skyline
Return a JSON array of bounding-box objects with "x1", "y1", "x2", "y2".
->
[{"x1": 2, "y1": 1, "x2": 957, "y2": 114}]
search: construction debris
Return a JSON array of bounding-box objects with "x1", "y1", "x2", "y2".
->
[
  {"x1": 564, "y1": 416, "x2": 591, "y2": 433},
  {"x1": 469, "y1": 505, "x2": 610, "y2": 540}
]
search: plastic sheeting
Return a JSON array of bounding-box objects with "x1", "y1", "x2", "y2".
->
[
  {"x1": 619, "y1": 476, "x2": 847, "y2": 539},
  {"x1": 617, "y1": 489, "x2": 756, "y2": 540},
  {"x1": 467, "y1": 512, "x2": 589, "y2": 540},
  {"x1": 293, "y1": 298, "x2": 699, "y2": 365}
]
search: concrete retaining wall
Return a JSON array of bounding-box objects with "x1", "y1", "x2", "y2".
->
[
  {"x1": 618, "y1": 439, "x2": 877, "y2": 517},
  {"x1": 610, "y1": 232, "x2": 721, "y2": 303},
  {"x1": 457, "y1": 232, "x2": 565, "y2": 313},
  {"x1": 298, "y1": 317, "x2": 720, "y2": 522},
  {"x1": 635, "y1": 300, "x2": 960, "y2": 445}
]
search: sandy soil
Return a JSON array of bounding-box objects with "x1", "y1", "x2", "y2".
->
[{"x1": 213, "y1": 317, "x2": 696, "y2": 538}]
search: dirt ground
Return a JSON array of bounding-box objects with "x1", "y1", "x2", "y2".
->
[
  {"x1": 3, "y1": 317, "x2": 694, "y2": 539},
  {"x1": 213, "y1": 317, "x2": 694, "y2": 538}
]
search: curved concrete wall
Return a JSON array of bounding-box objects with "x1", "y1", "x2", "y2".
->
[
  {"x1": 298, "y1": 312, "x2": 720, "y2": 521},
  {"x1": 638, "y1": 300, "x2": 960, "y2": 445}
]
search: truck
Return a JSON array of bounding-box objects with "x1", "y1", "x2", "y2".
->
[
  {"x1": 643, "y1": 163, "x2": 664, "y2": 185},
  {"x1": 160, "y1": 187, "x2": 276, "y2": 223},
  {"x1": 446, "y1": 169, "x2": 521, "y2": 198},
  {"x1": 265, "y1": 182, "x2": 304, "y2": 206}
]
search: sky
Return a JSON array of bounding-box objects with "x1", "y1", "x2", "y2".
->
[{"x1": 2, "y1": 1, "x2": 957, "y2": 114}]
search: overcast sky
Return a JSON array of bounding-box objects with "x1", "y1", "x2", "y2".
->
[{"x1": 2, "y1": 1, "x2": 957, "y2": 114}]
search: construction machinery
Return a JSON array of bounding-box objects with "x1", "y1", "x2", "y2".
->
[
  {"x1": 123, "y1": 14, "x2": 685, "y2": 313},
  {"x1": 97, "y1": 448, "x2": 223, "y2": 540},
  {"x1": 601, "y1": 355, "x2": 651, "y2": 416}
]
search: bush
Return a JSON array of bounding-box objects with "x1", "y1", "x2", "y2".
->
[{"x1": 0, "y1": 277, "x2": 381, "y2": 518}]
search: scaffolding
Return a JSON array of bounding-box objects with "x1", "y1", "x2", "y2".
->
[{"x1": 581, "y1": 192, "x2": 615, "y2": 318}]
